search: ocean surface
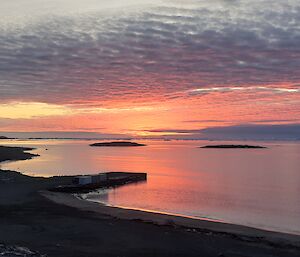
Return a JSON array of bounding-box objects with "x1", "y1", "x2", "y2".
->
[{"x1": 1, "y1": 139, "x2": 300, "y2": 235}]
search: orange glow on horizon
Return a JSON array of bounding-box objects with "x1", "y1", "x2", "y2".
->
[{"x1": 1, "y1": 82, "x2": 299, "y2": 136}]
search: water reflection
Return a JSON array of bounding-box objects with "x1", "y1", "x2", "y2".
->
[{"x1": 1, "y1": 139, "x2": 300, "y2": 234}]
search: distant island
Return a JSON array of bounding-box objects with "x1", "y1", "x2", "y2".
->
[
  {"x1": 90, "y1": 141, "x2": 146, "y2": 147},
  {"x1": 0, "y1": 136, "x2": 16, "y2": 140},
  {"x1": 200, "y1": 144, "x2": 267, "y2": 149}
]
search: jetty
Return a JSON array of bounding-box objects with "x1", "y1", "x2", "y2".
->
[{"x1": 50, "y1": 172, "x2": 147, "y2": 193}]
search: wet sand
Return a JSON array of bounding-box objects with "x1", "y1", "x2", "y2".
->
[{"x1": 1, "y1": 145, "x2": 300, "y2": 257}]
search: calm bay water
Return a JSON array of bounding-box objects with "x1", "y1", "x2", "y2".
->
[{"x1": 1, "y1": 139, "x2": 300, "y2": 234}]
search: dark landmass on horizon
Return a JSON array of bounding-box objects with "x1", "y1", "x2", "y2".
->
[
  {"x1": 0, "y1": 136, "x2": 15, "y2": 140},
  {"x1": 143, "y1": 123, "x2": 300, "y2": 141},
  {"x1": 0, "y1": 145, "x2": 299, "y2": 257},
  {"x1": 90, "y1": 141, "x2": 146, "y2": 147},
  {"x1": 2, "y1": 123, "x2": 300, "y2": 141},
  {"x1": 200, "y1": 144, "x2": 267, "y2": 149},
  {"x1": 0, "y1": 145, "x2": 39, "y2": 162}
]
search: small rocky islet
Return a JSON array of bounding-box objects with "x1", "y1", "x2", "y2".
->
[
  {"x1": 200, "y1": 144, "x2": 267, "y2": 149},
  {"x1": 90, "y1": 141, "x2": 146, "y2": 147}
]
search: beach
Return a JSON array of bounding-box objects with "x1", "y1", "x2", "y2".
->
[{"x1": 0, "y1": 145, "x2": 300, "y2": 256}]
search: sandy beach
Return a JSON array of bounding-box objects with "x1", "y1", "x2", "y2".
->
[{"x1": 1, "y1": 145, "x2": 300, "y2": 257}]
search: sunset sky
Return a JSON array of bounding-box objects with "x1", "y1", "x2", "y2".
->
[{"x1": 0, "y1": 0, "x2": 299, "y2": 139}]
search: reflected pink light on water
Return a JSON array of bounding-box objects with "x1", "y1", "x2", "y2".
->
[{"x1": 1, "y1": 140, "x2": 300, "y2": 234}]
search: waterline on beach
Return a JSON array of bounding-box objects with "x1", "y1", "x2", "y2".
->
[{"x1": 81, "y1": 188, "x2": 300, "y2": 236}]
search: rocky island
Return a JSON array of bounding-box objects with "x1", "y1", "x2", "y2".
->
[
  {"x1": 90, "y1": 141, "x2": 146, "y2": 147},
  {"x1": 200, "y1": 144, "x2": 267, "y2": 149}
]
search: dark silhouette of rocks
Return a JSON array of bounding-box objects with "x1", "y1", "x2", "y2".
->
[
  {"x1": 200, "y1": 144, "x2": 266, "y2": 149},
  {"x1": 0, "y1": 146, "x2": 39, "y2": 162},
  {"x1": 90, "y1": 141, "x2": 146, "y2": 147}
]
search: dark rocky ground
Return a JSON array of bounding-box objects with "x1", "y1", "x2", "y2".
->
[
  {"x1": 0, "y1": 243, "x2": 44, "y2": 257},
  {"x1": 0, "y1": 145, "x2": 39, "y2": 162}
]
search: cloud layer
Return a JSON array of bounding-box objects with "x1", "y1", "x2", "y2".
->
[
  {"x1": 0, "y1": 0, "x2": 300, "y2": 106},
  {"x1": 0, "y1": 0, "x2": 299, "y2": 135},
  {"x1": 144, "y1": 124, "x2": 300, "y2": 140}
]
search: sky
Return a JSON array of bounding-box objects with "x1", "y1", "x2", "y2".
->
[{"x1": 0, "y1": 0, "x2": 300, "y2": 139}]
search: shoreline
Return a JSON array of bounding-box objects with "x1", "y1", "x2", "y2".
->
[
  {"x1": 0, "y1": 145, "x2": 39, "y2": 163},
  {"x1": 82, "y1": 198, "x2": 300, "y2": 236},
  {"x1": 2, "y1": 144, "x2": 300, "y2": 240},
  {"x1": 41, "y1": 190, "x2": 300, "y2": 248},
  {"x1": 82, "y1": 195, "x2": 223, "y2": 223},
  {"x1": 1, "y1": 144, "x2": 300, "y2": 256}
]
